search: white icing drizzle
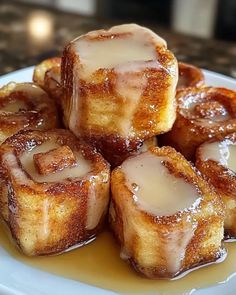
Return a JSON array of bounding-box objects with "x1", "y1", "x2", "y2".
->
[
  {"x1": 69, "y1": 24, "x2": 167, "y2": 137},
  {"x1": 75, "y1": 34, "x2": 160, "y2": 79},
  {"x1": 114, "y1": 60, "x2": 162, "y2": 136},
  {"x1": 69, "y1": 64, "x2": 80, "y2": 137},
  {"x1": 19, "y1": 142, "x2": 91, "y2": 183},
  {"x1": 163, "y1": 226, "x2": 196, "y2": 274},
  {"x1": 121, "y1": 151, "x2": 200, "y2": 216},
  {"x1": 40, "y1": 198, "x2": 50, "y2": 240},
  {"x1": 86, "y1": 179, "x2": 107, "y2": 230},
  {"x1": 104, "y1": 23, "x2": 166, "y2": 46},
  {"x1": 120, "y1": 151, "x2": 200, "y2": 273},
  {"x1": 200, "y1": 140, "x2": 236, "y2": 171}
]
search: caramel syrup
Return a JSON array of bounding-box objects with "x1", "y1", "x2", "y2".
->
[{"x1": 0, "y1": 223, "x2": 236, "y2": 295}]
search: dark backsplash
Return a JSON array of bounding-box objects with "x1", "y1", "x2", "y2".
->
[
  {"x1": 98, "y1": 0, "x2": 236, "y2": 41},
  {"x1": 0, "y1": 0, "x2": 236, "y2": 78}
]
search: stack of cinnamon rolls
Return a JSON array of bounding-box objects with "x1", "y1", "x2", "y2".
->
[{"x1": 0, "y1": 23, "x2": 235, "y2": 279}]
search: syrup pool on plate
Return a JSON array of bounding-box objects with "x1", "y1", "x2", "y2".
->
[{"x1": 0, "y1": 223, "x2": 236, "y2": 295}]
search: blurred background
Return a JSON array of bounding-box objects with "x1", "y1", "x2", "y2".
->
[{"x1": 0, "y1": 0, "x2": 236, "y2": 77}]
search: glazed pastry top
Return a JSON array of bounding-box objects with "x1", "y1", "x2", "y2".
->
[
  {"x1": 20, "y1": 141, "x2": 91, "y2": 183},
  {"x1": 199, "y1": 137, "x2": 236, "y2": 172},
  {"x1": 121, "y1": 151, "x2": 201, "y2": 216},
  {"x1": 74, "y1": 23, "x2": 166, "y2": 80},
  {"x1": 177, "y1": 87, "x2": 235, "y2": 128}
]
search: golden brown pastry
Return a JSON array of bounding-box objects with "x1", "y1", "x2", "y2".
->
[
  {"x1": 0, "y1": 129, "x2": 110, "y2": 256},
  {"x1": 110, "y1": 146, "x2": 225, "y2": 279},
  {"x1": 61, "y1": 24, "x2": 178, "y2": 166},
  {"x1": 0, "y1": 82, "x2": 58, "y2": 144},
  {"x1": 160, "y1": 87, "x2": 236, "y2": 161},
  {"x1": 196, "y1": 132, "x2": 236, "y2": 238},
  {"x1": 33, "y1": 57, "x2": 62, "y2": 102},
  {"x1": 177, "y1": 62, "x2": 205, "y2": 91}
]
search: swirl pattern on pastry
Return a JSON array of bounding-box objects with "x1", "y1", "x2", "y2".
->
[
  {"x1": 160, "y1": 87, "x2": 236, "y2": 160},
  {"x1": 196, "y1": 132, "x2": 236, "y2": 238},
  {"x1": 0, "y1": 129, "x2": 110, "y2": 255},
  {"x1": 0, "y1": 82, "x2": 58, "y2": 144},
  {"x1": 33, "y1": 57, "x2": 62, "y2": 102}
]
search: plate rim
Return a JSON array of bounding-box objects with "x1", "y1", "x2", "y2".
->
[{"x1": 0, "y1": 66, "x2": 236, "y2": 295}]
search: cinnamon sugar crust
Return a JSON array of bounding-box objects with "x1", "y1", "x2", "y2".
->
[
  {"x1": 110, "y1": 146, "x2": 225, "y2": 279},
  {"x1": 61, "y1": 24, "x2": 178, "y2": 167},
  {"x1": 196, "y1": 132, "x2": 236, "y2": 238},
  {"x1": 0, "y1": 129, "x2": 110, "y2": 255},
  {"x1": 160, "y1": 87, "x2": 236, "y2": 161},
  {"x1": 0, "y1": 82, "x2": 59, "y2": 144}
]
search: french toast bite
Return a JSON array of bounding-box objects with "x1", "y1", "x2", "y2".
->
[
  {"x1": 33, "y1": 57, "x2": 62, "y2": 102},
  {"x1": 61, "y1": 24, "x2": 178, "y2": 166},
  {"x1": 0, "y1": 82, "x2": 58, "y2": 144},
  {"x1": 196, "y1": 132, "x2": 236, "y2": 238},
  {"x1": 177, "y1": 62, "x2": 205, "y2": 91},
  {"x1": 0, "y1": 129, "x2": 110, "y2": 255},
  {"x1": 160, "y1": 87, "x2": 236, "y2": 161},
  {"x1": 110, "y1": 146, "x2": 225, "y2": 279}
]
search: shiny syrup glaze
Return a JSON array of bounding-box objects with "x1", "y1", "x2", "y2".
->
[{"x1": 0, "y1": 222, "x2": 235, "y2": 295}]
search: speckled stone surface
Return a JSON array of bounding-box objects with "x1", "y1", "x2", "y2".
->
[{"x1": 0, "y1": 1, "x2": 236, "y2": 78}]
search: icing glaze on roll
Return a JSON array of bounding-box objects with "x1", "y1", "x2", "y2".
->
[
  {"x1": 20, "y1": 142, "x2": 91, "y2": 183},
  {"x1": 0, "y1": 129, "x2": 110, "y2": 255},
  {"x1": 122, "y1": 151, "x2": 200, "y2": 216},
  {"x1": 200, "y1": 140, "x2": 236, "y2": 172},
  {"x1": 62, "y1": 24, "x2": 178, "y2": 166},
  {"x1": 69, "y1": 24, "x2": 168, "y2": 138},
  {"x1": 74, "y1": 24, "x2": 165, "y2": 80}
]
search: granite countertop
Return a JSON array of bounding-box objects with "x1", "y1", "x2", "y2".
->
[{"x1": 0, "y1": 1, "x2": 236, "y2": 78}]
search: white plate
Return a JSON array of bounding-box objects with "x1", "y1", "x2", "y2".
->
[{"x1": 0, "y1": 67, "x2": 236, "y2": 295}]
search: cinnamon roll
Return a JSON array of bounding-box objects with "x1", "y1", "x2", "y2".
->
[
  {"x1": 0, "y1": 82, "x2": 58, "y2": 145},
  {"x1": 0, "y1": 129, "x2": 110, "y2": 255},
  {"x1": 177, "y1": 62, "x2": 205, "y2": 91},
  {"x1": 110, "y1": 146, "x2": 225, "y2": 279},
  {"x1": 61, "y1": 24, "x2": 178, "y2": 166},
  {"x1": 33, "y1": 57, "x2": 62, "y2": 102},
  {"x1": 196, "y1": 132, "x2": 236, "y2": 238},
  {"x1": 160, "y1": 87, "x2": 236, "y2": 161}
]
